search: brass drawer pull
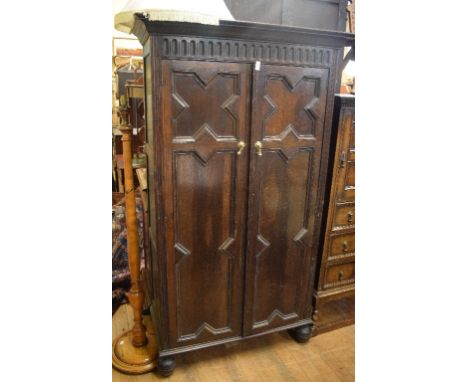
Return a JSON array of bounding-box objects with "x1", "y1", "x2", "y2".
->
[
  {"x1": 338, "y1": 271, "x2": 344, "y2": 281},
  {"x1": 255, "y1": 141, "x2": 263, "y2": 156},
  {"x1": 347, "y1": 211, "x2": 354, "y2": 223},
  {"x1": 342, "y1": 241, "x2": 349, "y2": 252},
  {"x1": 237, "y1": 141, "x2": 246, "y2": 155}
]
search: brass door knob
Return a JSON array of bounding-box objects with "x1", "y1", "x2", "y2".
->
[
  {"x1": 237, "y1": 141, "x2": 246, "y2": 155},
  {"x1": 255, "y1": 141, "x2": 263, "y2": 156}
]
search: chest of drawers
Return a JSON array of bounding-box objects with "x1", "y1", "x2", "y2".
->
[{"x1": 312, "y1": 94, "x2": 355, "y2": 335}]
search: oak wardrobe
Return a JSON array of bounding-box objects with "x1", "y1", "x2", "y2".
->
[{"x1": 133, "y1": 16, "x2": 354, "y2": 376}]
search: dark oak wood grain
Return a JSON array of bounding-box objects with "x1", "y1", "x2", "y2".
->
[
  {"x1": 243, "y1": 64, "x2": 329, "y2": 336},
  {"x1": 137, "y1": 19, "x2": 354, "y2": 375},
  {"x1": 160, "y1": 60, "x2": 251, "y2": 348}
]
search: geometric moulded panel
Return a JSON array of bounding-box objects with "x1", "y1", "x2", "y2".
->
[
  {"x1": 174, "y1": 151, "x2": 237, "y2": 342},
  {"x1": 172, "y1": 68, "x2": 241, "y2": 139}
]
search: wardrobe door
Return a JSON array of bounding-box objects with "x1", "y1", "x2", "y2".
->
[
  {"x1": 160, "y1": 60, "x2": 250, "y2": 348},
  {"x1": 243, "y1": 64, "x2": 330, "y2": 335}
]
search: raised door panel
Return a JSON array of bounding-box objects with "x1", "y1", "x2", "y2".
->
[
  {"x1": 160, "y1": 60, "x2": 250, "y2": 349},
  {"x1": 244, "y1": 64, "x2": 330, "y2": 335}
]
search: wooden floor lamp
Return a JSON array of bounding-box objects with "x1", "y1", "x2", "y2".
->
[{"x1": 112, "y1": 95, "x2": 158, "y2": 374}]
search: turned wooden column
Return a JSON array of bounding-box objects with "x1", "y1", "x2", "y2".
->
[
  {"x1": 112, "y1": 95, "x2": 157, "y2": 375},
  {"x1": 119, "y1": 96, "x2": 147, "y2": 347}
]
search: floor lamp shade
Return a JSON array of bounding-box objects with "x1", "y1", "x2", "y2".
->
[{"x1": 115, "y1": 0, "x2": 235, "y2": 34}]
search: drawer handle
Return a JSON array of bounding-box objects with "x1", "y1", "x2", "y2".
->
[
  {"x1": 338, "y1": 271, "x2": 344, "y2": 281},
  {"x1": 340, "y1": 151, "x2": 346, "y2": 168},
  {"x1": 347, "y1": 211, "x2": 354, "y2": 223},
  {"x1": 255, "y1": 141, "x2": 263, "y2": 156},
  {"x1": 237, "y1": 141, "x2": 246, "y2": 155},
  {"x1": 343, "y1": 241, "x2": 349, "y2": 252}
]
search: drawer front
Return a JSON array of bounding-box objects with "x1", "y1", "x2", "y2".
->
[
  {"x1": 329, "y1": 232, "x2": 355, "y2": 259},
  {"x1": 348, "y1": 148, "x2": 355, "y2": 162},
  {"x1": 324, "y1": 261, "x2": 355, "y2": 289},
  {"x1": 336, "y1": 160, "x2": 354, "y2": 202},
  {"x1": 345, "y1": 161, "x2": 355, "y2": 189},
  {"x1": 333, "y1": 204, "x2": 355, "y2": 229}
]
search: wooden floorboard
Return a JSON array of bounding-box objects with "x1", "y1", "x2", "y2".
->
[{"x1": 112, "y1": 304, "x2": 354, "y2": 381}]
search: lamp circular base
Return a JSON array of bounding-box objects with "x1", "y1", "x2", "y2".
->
[{"x1": 112, "y1": 330, "x2": 158, "y2": 374}]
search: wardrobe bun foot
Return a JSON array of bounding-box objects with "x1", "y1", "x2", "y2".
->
[
  {"x1": 157, "y1": 356, "x2": 176, "y2": 377},
  {"x1": 288, "y1": 324, "x2": 312, "y2": 343}
]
